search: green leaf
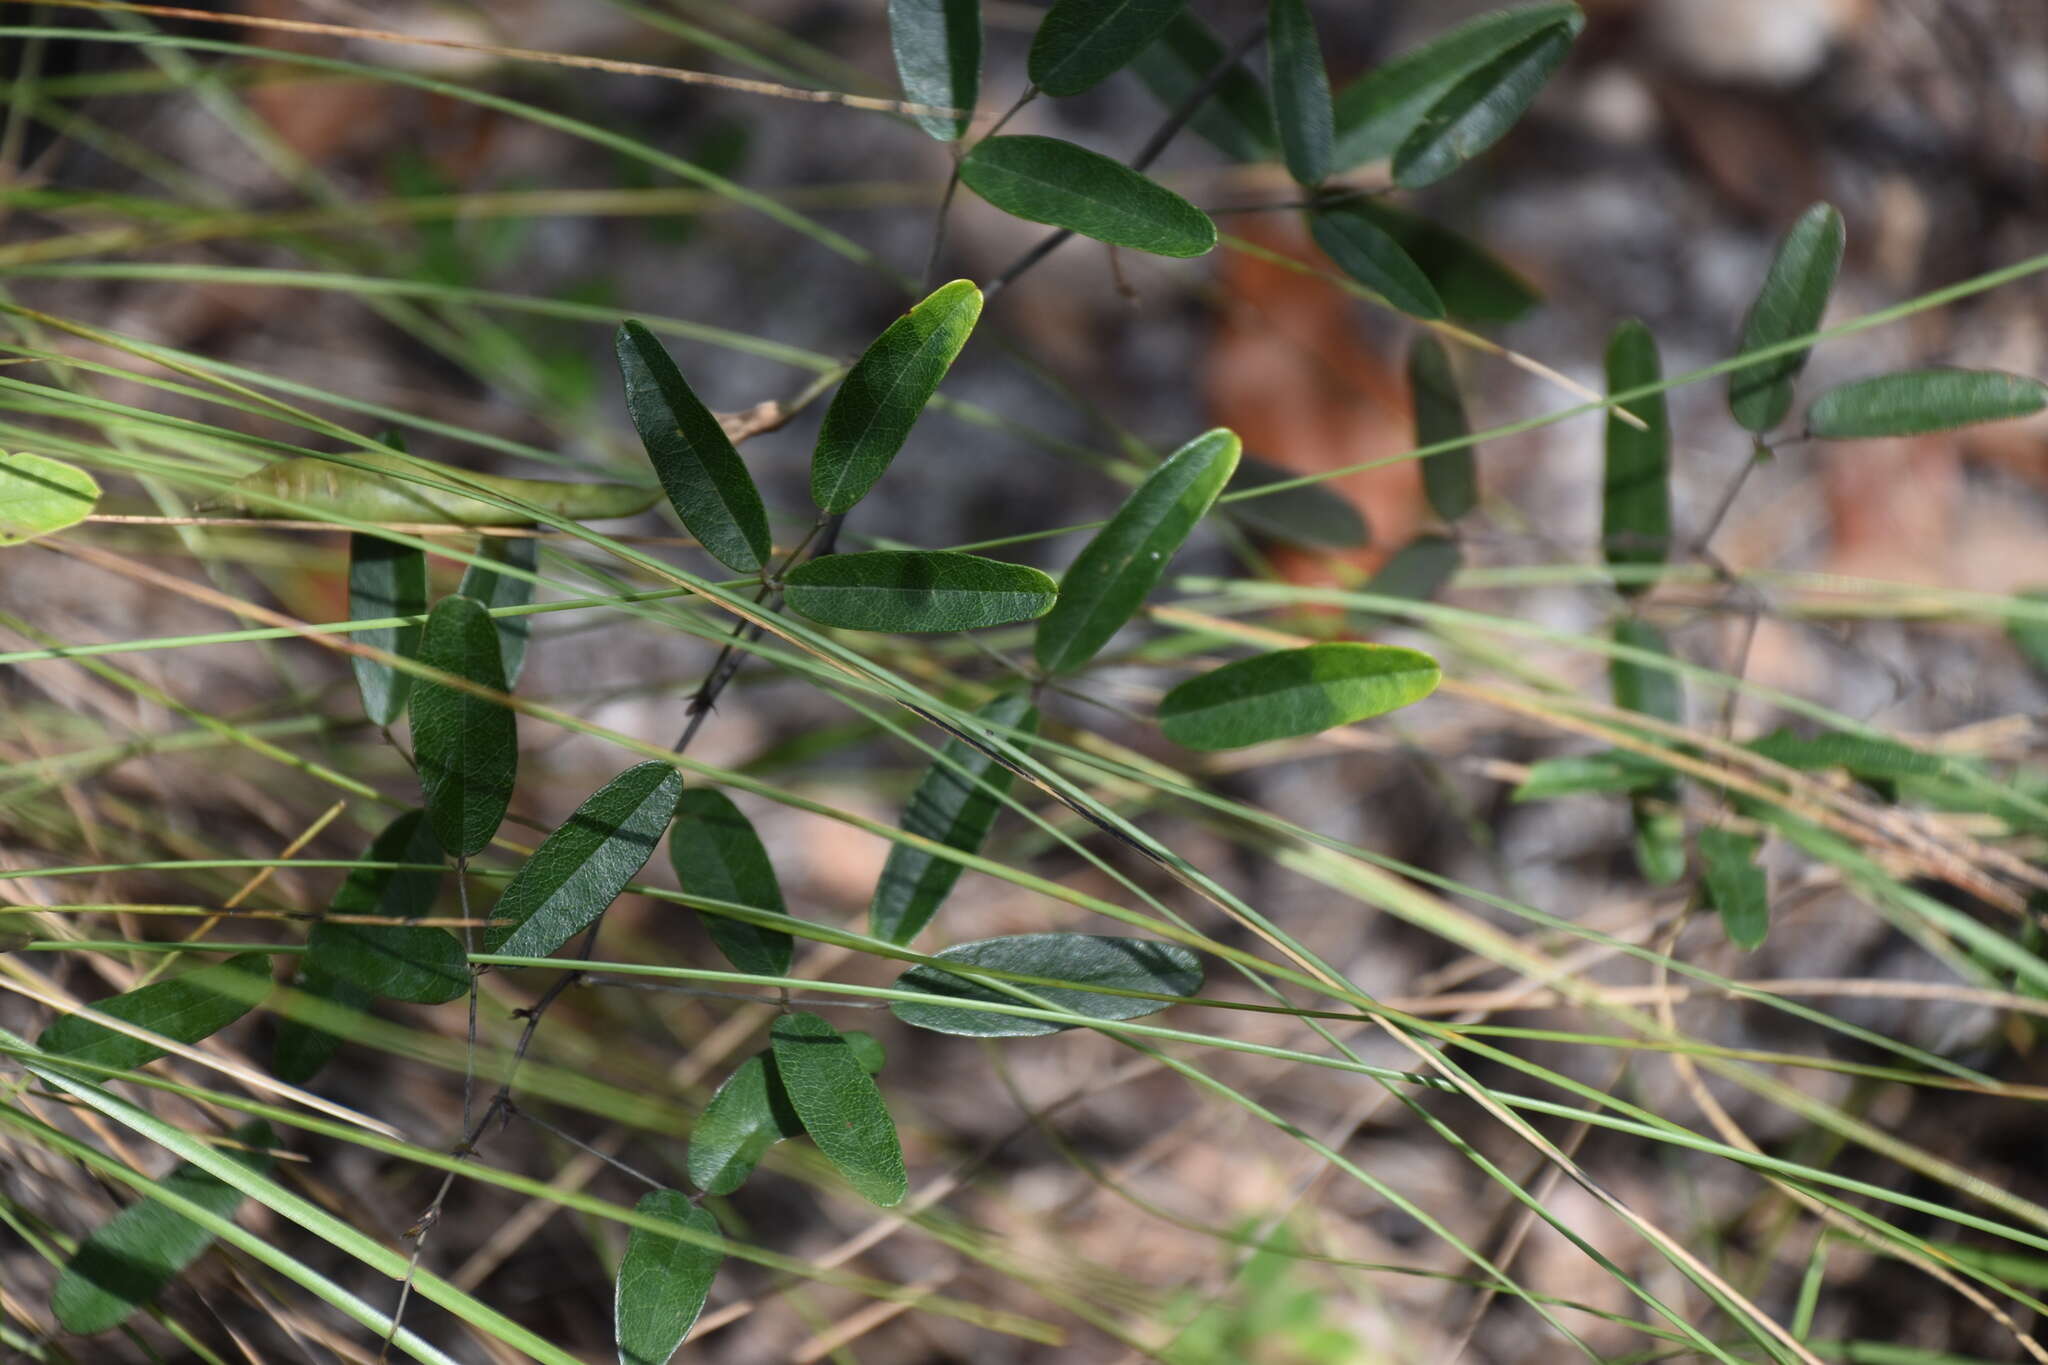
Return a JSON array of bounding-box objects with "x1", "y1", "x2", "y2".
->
[
  {"x1": 50, "y1": 1121, "x2": 275, "y2": 1335},
  {"x1": 1602, "y1": 319, "x2": 1672, "y2": 591},
  {"x1": 1307, "y1": 202, "x2": 1445, "y2": 320},
  {"x1": 488, "y1": 761, "x2": 684, "y2": 957},
  {"x1": 810, "y1": 280, "x2": 983, "y2": 515},
  {"x1": 1610, "y1": 618, "x2": 1681, "y2": 725},
  {"x1": 410, "y1": 594, "x2": 517, "y2": 859},
  {"x1": 1028, "y1": 0, "x2": 1187, "y2": 97},
  {"x1": 1745, "y1": 728, "x2": 1939, "y2": 781},
  {"x1": 1223, "y1": 453, "x2": 1370, "y2": 549},
  {"x1": 1726, "y1": 203, "x2": 1845, "y2": 434},
  {"x1": 1409, "y1": 336, "x2": 1475, "y2": 521},
  {"x1": 769, "y1": 1012, "x2": 907, "y2": 1207},
  {"x1": 889, "y1": 0, "x2": 980, "y2": 141},
  {"x1": 269, "y1": 963, "x2": 369, "y2": 1085},
  {"x1": 870, "y1": 692, "x2": 1039, "y2": 944},
  {"x1": 458, "y1": 535, "x2": 538, "y2": 687},
  {"x1": 959, "y1": 135, "x2": 1217, "y2": 259},
  {"x1": 685, "y1": 1037, "x2": 884, "y2": 1196},
  {"x1": 1342, "y1": 200, "x2": 1542, "y2": 324},
  {"x1": 616, "y1": 321, "x2": 773, "y2": 574},
  {"x1": 1699, "y1": 827, "x2": 1768, "y2": 950},
  {"x1": 1159, "y1": 642, "x2": 1442, "y2": 750},
  {"x1": 304, "y1": 807, "x2": 463, "y2": 1005},
  {"x1": 1333, "y1": 4, "x2": 1583, "y2": 171},
  {"x1": 1268, "y1": 0, "x2": 1333, "y2": 187},
  {"x1": 0, "y1": 450, "x2": 99, "y2": 546},
  {"x1": 1361, "y1": 534, "x2": 1461, "y2": 615},
  {"x1": 890, "y1": 933, "x2": 1204, "y2": 1037},
  {"x1": 669, "y1": 787, "x2": 792, "y2": 977},
  {"x1": 1631, "y1": 800, "x2": 1686, "y2": 886},
  {"x1": 1035, "y1": 428, "x2": 1240, "y2": 675},
  {"x1": 1131, "y1": 13, "x2": 1276, "y2": 163},
  {"x1": 37, "y1": 953, "x2": 270, "y2": 1071},
  {"x1": 1805, "y1": 369, "x2": 2048, "y2": 439},
  {"x1": 2012, "y1": 589, "x2": 2048, "y2": 677},
  {"x1": 614, "y1": 1191, "x2": 721, "y2": 1365},
  {"x1": 0, "y1": 911, "x2": 34, "y2": 952},
  {"x1": 1392, "y1": 23, "x2": 1575, "y2": 188},
  {"x1": 1511, "y1": 749, "x2": 1671, "y2": 802},
  {"x1": 784, "y1": 551, "x2": 1057, "y2": 633}
]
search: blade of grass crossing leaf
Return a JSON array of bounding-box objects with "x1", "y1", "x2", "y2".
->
[
  {"x1": 810, "y1": 280, "x2": 983, "y2": 515},
  {"x1": 268, "y1": 963, "x2": 368, "y2": 1085},
  {"x1": 36, "y1": 953, "x2": 270, "y2": 1071},
  {"x1": 1726, "y1": 202, "x2": 1844, "y2": 433},
  {"x1": 346, "y1": 534, "x2": 426, "y2": 726},
  {"x1": 1511, "y1": 750, "x2": 1670, "y2": 802},
  {"x1": 1131, "y1": 12, "x2": 1276, "y2": 162},
  {"x1": 1331, "y1": 4, "x2": 1583, "y2": 170},
  {"x1": 685, "y1": 1036, "x2": 885, "y2": 1195},
  {"x1": 1602, "y1": 319, "x2": 1671, "y2": 589},
  {"x1": 488, "y1": 761, "x2": 684, "y2": 958},
  {"x1": 1028, "y1": 0, "x2": 1188, "y2": 97},
  {"x1": 669, "y1": 787, "x2": 792, "y2": 976},
  {"x1": 1409, "y1": 336, "x2": 1475, "y2": 521},
  {"x1": 870, "y1": 691, "x2": 1039, "y2": 943},
  {"x1": 615, "y1": 1191, "x2": 721, "y2": 1365},
  {"x1": 890, "y1": 933, "x2": 1204, "y2": 1037},
  {"x1": 1223, "y1": 452, "x2": 1369, "y2": 548},
  {"x1": 769, "y1": 1012, "x2": 907, "y2": 1207},
  {"x1": 1699, "y1": 827, "x2": 1769, "y2": 949},
  {"x1": 1307, "y1": 202, "x2": 1445, "y2": 319},
  {"x1": 1159, "y1": 642, "x2": 1441, "y2": 750},
  {"x1": 1035, "y1": 427, "x2": 1239, "y2": 674},
  {"x1": 304, "y1": 808, "x2": 463, "y2": 1006},
  {"x1": 783, "y1": 551, "x2": 1056, "y2": 632},
  {"x1": 1268, "y1": 0, "x2": 1333, "y2": 187},
  {"x1": 1356, "y1": 534, "x2": 1460, "y2": 625},
  {"x1": 0, "y1": 451, "x2": 99, "y2": 545},
  {"x1": 50, "y1": 1120, "x2": 275, "y2": 1334},
  {"x1": 888, "y1": 0, "x2": 980, "y2": 141},
  {"x1": 1392, "y1": 24, "x2": 1576, "y2": 188},
  {"x1": 410, "y1": 595, "x2": 517, "y2": 858},
  {"x1": 1610, "y1": 618, "x2": 1682, "y2": 725},
  {"x1": 1632, "y1": 802, "x2": 1687, "y2": 886},
  {"x1": 1343, "y1": 199, "x2": 1542, "y2": 324},
  {"x1": 617, "y1": 320, "x2": 772, "y2": 573},
  {"x1": 457, "y1": 535, "x2": 538, "y2": 686},
  {"x1": 958, "y1": 136, "x2": 1216, "y2": 259},
  {"x1": 2012, "y1": 589, "x2": 2048, "y2": 677},
  {"x1": 1805, "y1": 368, "x2": 2048, "y2": 438}
]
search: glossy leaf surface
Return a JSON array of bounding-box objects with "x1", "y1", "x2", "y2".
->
[
  {"x1": 1268, "y1": 0, "x2": 1333, "y2": 186},
  {"x1": 891, "y1": 933, "x2": 1204, "y2": 1037},
  {"x1": 889, "y1": 0, "x2": 980, "y2": 140},
  {"x1": 38, "y1": 953, "x2": 270, "y2": 1071},
  {"x1": 686, "y1": 1035, "x2": 885, "y2": 1196},
  {"x1": 669, "y1": 787, "x2": 792, "y2": 977},
  {"x1": 769, "y1": 1012, "x2": 907, "y2": 1206},
  {"x1": 411, "y1": 594, "x2": 517, "y2": 858},
  {"x1": 614, "y1": 1191, "x2": 721, "y2": 1365},
  {"x1": 784, "y1": 551, "x2": 1056, "y2": 633},
  {"x1": 960, "y1": 136, "x2": 1217, "y2": 258},
  {"x1": 1308, "y1": 202, "x2": 1445, "y2": 320},
  {"x1": 1805, "y1": 369, "x2": 2048, "y2": 439},
  {"x1": 1159, "y1": 643, "x2": 1441, "y2": 750},
  {"x1": 1699, "y1": 827, "x2": 1768, "y2": 950},
  {"x1": 1726, "y1": 203, "x2": 1844, "y2": 433},
  {"x1": 1392, "y1": 24, "x2": 1575, "y2": 188},
  {"x1": 457, "y1": 535, "x2": 538, "y2": 687},
  {"x1": 489, "y1": 761, "x2": 684, "y2": 957},
  {"x1": 1028, "y1": 0, "x2": 1187, "y2": 97},
  {"x1": 0, "y1": 451, "x2": 99, "y2": 546},
  {"x1": 1602, "y1": 319, "x2": 1671, "y2": 590},
  {"x1": 1409, "y1": 336, "x2": 1475, "y2": 522}
]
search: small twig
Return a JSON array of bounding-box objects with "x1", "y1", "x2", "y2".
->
[{"x1": 502, "y1": 1101, "x2": 665, "y2": 1190}]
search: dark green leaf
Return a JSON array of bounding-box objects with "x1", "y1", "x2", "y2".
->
[
  {"x1": 1028, "y1": 0, "x2": 1187, "y2": 97},
  {"x1": 1159, "y1": 642, "x2": 1441, "y2": 750},
  {"x1": 959, "y1": 135, "x2": 1216, "y2": 259},
  {"x1": 1806, "y1": 369, "x2": 2048, "y2": 439},
  {"x1": 614, "y1": 1191, "x2": 721, "y2": 1365},
  {"x1": 457, "y1": 535, "x2": 538, "y2": 687},
  {"x1": 1332, "y1": 4, "x2": 1583, "y2": 170},
  {"x1": 1223, "y1": 453, "x2": 1370, "y2": 548},
  {"x1": 1131, "y1": 13, "x2": 1276, "y2": 163},
  {"x1": 1511, "y1": 749, "x2": 1671, "y2": 802},
  {"x1": 670, "y1": 787, "x2": 792, "y2": 977},
  {"x1": 686, "y1": 1037, "x2": 884, "y2": 1196},
  {"x1": 1356, "y1": 534, "x2": 1461, "y2": 624},
  {"x1": 870, "y1": 692, "x2": 1039, "y2": 944},
  {"x1": 810, "y1": 280, "x2": 983, "y2": 515},
  {"x1": 2012, "y1": 589, "x2": 2048, "y2": 677},
  {"x1": 1268, "y1": 0, "x2": 1333, "y2": 186},
  {"x1": 1631, "y1": 800, "x2": 1686, "y2": 886},
  {"x1": 889, "y1": 0, "x2": 981, "y2": 141},
  {"x1": 1726, "y1": 203, "x2": 1845, "y2": 433},
  {"x1": 890, "y1": 933, "x2": 1204, "y2": 1037},
  {"x1": 269, "y1": 963, "x2": 369, "y2": 1086},
  {"x1": 1602, "y1": 319, "x2": 1672, "y2": 591},
  {"x1": 1409, "y1": 336, "x2": 1475, "y2": 521},
  {"x1": 302, "y1": 808, "x2": 463, "y2": 1005},
  {"x1": 1035, "y1": 428, "x2": 1240, "y2": 674},
  {"x1": 0, "y1": 911, "x2": 37, "y2": 953},
  {"x1": 1392, "y1": 24, "x2": 1575, "y2": 188},
  {"x1": 1699, "y1": 827, "x2": 1768, "y2": 950},
  {"x1": 784, "y1": 551, "x2": 1057, "y2": 633},
  {"x1": 410, "y1": 595, "x2": 517, "y2": 859},
  {"x1": 1610, "y1": 618, "x2": 1681, "y2": 723},
  {"x1": 617, "y1": 321, "x2": 773, "y2": 574},
  {"x1": 769, "y1": 1012, "x2": 907, "y2": 1207},
  {"x1": 1342, "y1": 199, "x2": 1542, "y2": 324},
  {"x1": 333, "y1": 808, "x2": 445, "y2": 921},
  {"x1": 1745, "y1": 728, "x2": 1939, "y2": 780},
  {"x1": 1307, "y1": 202, "x2": 1445, "y2": 319},
  {"x1": 50, "y1": 1121, "x2": 274, "y2": 1335},
  {"x1": 37, "y1": 953, "x2": 270, "y2": 1072},
  {"x1": 0, "y1": 450, "x2": 99, "y2": 546},
  {"x1": 488, "y1": 761, "x2": 684, "y2": 958},
  {"x1": 347, "y1": 534, "x2": 427, "y2": 726}
]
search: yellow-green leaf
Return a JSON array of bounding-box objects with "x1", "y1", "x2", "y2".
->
[
  {"x1": 0, "y1": 451, "x2": 99, "y2": 546},
  {"x1": 784, "y1": 551, "x2": 1057, "y2": 633},
  {"x1": 1159, "y1": 643, "x2": 1441, "y2": 750},
  {"x1": 1805, "y1": 369, "x2": 2048, "y2": 439}
]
